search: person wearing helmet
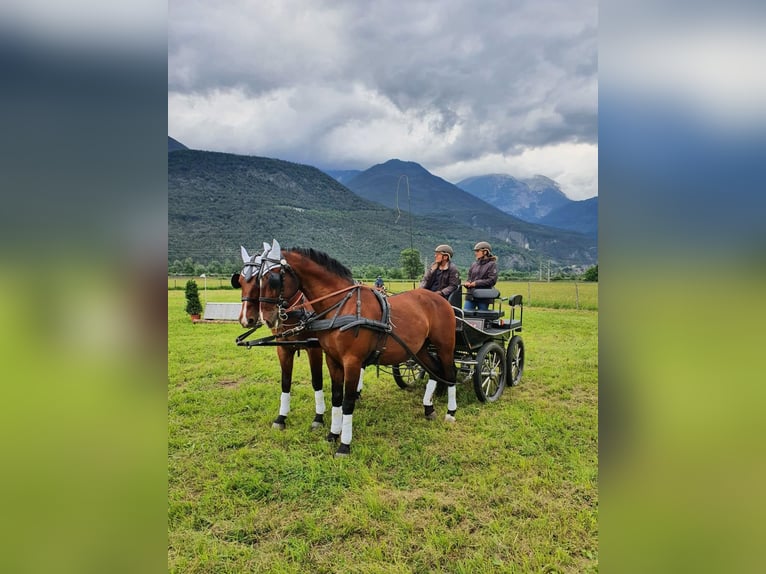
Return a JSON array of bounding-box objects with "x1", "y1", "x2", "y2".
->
[
  {"x1": 463, "y1": 241, "x2": 498, "y2": 310},
  {"x1": 419, "y1": 244, "x2": 460, "y2": 299}
]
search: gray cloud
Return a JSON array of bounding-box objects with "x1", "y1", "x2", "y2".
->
[{"x1": 169, "y1": 0, "x2": 598, "y2": 198}]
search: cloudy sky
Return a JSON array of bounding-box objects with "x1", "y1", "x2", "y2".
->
[{"x1": 168, "y1": 0, "x2": 598, "y2": 200}]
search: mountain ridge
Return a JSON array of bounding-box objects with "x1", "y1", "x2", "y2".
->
[{"x1": 168, "y1": 149, "x2": 597, "y2": 270}]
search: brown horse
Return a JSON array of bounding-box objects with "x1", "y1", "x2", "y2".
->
[
  {"x1": 257, "y1": 241, "x2": 457, "y2": 457},
  {"x1": 233, "y1": 245, "x2": 332, "y2": 430}
]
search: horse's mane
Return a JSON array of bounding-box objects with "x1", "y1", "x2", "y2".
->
[{"x1": 287, "y1": 247, "x2": 354, "y2": 282}]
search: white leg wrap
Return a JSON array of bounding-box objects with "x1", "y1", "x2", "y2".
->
[
  {"x1": 423, "y1": 379, "x2": 437, "y2": 406},
  {"x1": 447, "y1": 385, "x2": 457, "y2": 411},
  {"x1": 279, "y1": 392, "x2": 291, "y2": 416},
  {"x1": 357, "y1": 367, "x2": 365, "y2": 392},
  {"x1": 331, "y1": 406, "x2": 343, "y2": 435},
  {"x1": 341, "y1": 414, "x2": 353, "y2": 445},
  {"x1": 314, "y1": 390, "x2": 325, "y2": 415}
]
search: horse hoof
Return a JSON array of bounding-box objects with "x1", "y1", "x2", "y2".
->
[
  {"x1": 326, "y1": 432, "x2": 340, "y2": 443},
  {"x1": 334, "y1": 443, "x2": 351, "y2": 457},
  {"x1": 272, "y1": 422, "x2": 286, "y2": 430},
  {"x1": 310, "y1": 421, "x2": 324, "y2": 430},
  {"x1": 425, "y1": 412, "x2": 437, "y2": 421},
  {"x1": 444, "y1": 413, "x2": 456, "y2": 423}
]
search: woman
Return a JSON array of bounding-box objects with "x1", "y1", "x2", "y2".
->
[
  {"x1": 419, "y1": 244, "x2": 460, "y2": 300},
  {"x1": 463, "y1": 241, "x2": 498, "y2": 311}
]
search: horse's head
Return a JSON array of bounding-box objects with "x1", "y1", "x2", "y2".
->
[
  {"x1": 258, "y1": 241, "x2": 302, "y2": 330},
  {"x1": 232, "y1": 245, "x2": 266, "y2": 329}
]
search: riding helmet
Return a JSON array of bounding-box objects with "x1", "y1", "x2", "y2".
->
[
  {"x1": 473, "y1": 241, "x2": 492, "y2": 252},
  {"x1": 434, "y1": 244, "x2": 454, "y2": 257}
]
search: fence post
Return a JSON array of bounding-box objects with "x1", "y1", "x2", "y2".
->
[{"x1": 527, "y1": 281, "x2": 531, "y2": 305}]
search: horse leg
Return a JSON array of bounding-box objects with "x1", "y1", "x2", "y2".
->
[
  {"x1": 416, "y1": 346, "x2": 458, "y2": 422},
  {"x1": 436, "y1": 346, "x2": 458, "y2": 423},
  {"x1": 325, "y1": 357, "x2": 344, "y2": 443},
  {"x1": 335, "y1": 359, "x2": 363, "y2": 457},
  {"x1": 422, "y1": 379, "x2": 438, "y2": 420},
  {"x1": 273, "y1": 347, "x2": 295, "y2": 430},
  {"x1": 307, "y1": 347, "x2": 325, "y2": 430},
  {"x1": 355, "y1": 367, "x2": 365, "y2": 399},
  {"x1": 444, "y1": 385, "x2": 457, "y2": 423},
  {"x1": 415, "y1": 347, "x2": 441, "y2": 420}
]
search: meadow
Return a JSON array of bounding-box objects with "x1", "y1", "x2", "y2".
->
[{"x1": 168, "y1": 287, "x2": 598, "y2": 572}]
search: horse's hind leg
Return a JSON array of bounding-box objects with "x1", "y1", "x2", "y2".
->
[
  {"x1": 307, "y1": 347, "x2": 325, "y2": 430},
  {"x1": 273, "y1": 347, "x2": 295, "y2": 430},
  {"x1": 416, "y1": 343, "x2": 458, "y2": 423},
  {"x1": 436, "y1": 345, "x2": 458, "y2": 424},
  {"x1": 415, "y1": 347, "x2": 440, "y2": 420}
]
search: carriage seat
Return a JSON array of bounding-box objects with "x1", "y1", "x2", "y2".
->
[{"x1": 462, "y1": 288, "x2": 503, "y2": 320}]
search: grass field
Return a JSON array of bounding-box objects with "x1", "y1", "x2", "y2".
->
[{"x1": 168, "y1": 289, "x2": 598, "y2": 572}]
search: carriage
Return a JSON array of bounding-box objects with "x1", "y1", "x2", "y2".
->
[{"x1": 391, "y1": 287, "x2": 525, "y2": 402}]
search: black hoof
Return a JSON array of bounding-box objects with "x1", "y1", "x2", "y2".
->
[
  {"x1": 326, "y1": 431, "x2": 340, "y2": 443},
  {"x1": 424, "y1": 405, "x2": 436, "y2": 420},
  {"x1": 334, "y1": 443, "x2": 351, "y2": 457},
  {"x1": 310, "y1": 414, "x2": 324, "y2": 430},
  {"x1": 272, "y1": 422, "x2": 286, "y2": 430},
  {"x1": 272, "y1": 415, "x2": 287, "y2": 430}
]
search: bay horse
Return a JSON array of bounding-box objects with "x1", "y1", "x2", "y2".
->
[
  {"x1": 257, "y1": 240, "x2": 457, "y2": 457},
  {"x1": 233, "y1": 244, "x2": 363, "y2": 431}
]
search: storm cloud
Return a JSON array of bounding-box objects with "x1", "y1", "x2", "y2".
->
[{"x1": 169, "y1": 0, "x2": 598, "y2": 199}]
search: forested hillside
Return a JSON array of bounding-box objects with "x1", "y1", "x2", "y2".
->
[{"x1": 168, "y1": 150, "x2": 596, "y2": 271}]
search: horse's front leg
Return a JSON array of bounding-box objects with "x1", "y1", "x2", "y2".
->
[
  {"x1": 334, "y1": 359, "x2": 363, "y2": 457},
  {"x1": 273, "y1": 347, "x2": 295, "y2": 430},
  {"x1": 307, "y1": 347, "x2": 325, "y2": 430},
  {"x1": 325, "y1": 357, "x2": 344, "y2": 444}
]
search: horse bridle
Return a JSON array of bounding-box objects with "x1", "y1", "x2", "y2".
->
[{"x1": 258, "y1": 257, "x2": 304, "y2": 322}]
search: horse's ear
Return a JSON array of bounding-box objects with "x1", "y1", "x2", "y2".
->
[
  {"x1": 231, "y1": 273, "x2": 241, "y2": 289},
  {"x1": 240, "y1": 246, "x2": 250, "y2": 263}
]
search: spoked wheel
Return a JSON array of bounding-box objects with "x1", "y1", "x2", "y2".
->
[
  {"x1": 392, "y1": 360, "x2": 428, "y2": 389},
  {"x1": 473, "y1": 341, "x2": 506, "y2": 402},
  {"x1": 507, "y1": 335, "x2": 525, "y2": 387}
]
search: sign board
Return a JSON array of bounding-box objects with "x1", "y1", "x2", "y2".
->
[{"x1": 202, "y1": 302, "x2": 241, "y2": 322}]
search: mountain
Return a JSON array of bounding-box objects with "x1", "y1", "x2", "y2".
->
[
  {"x1": 538, "y1": 197, "x2": 598, "y2": 237},
  {"x1": 456, "y1": 174, "x2": 571, "y2": 222},
  {"x1": 323, "y1": 169, "x2": 362, "y2": 185},
  {"x1": 168, "y1": 151, "x2": 597, "y2": 270},
  {"x1": 168, "y1": 136, "x2": 189, "y2": 152},
  {"x1": 344, "y1": 159, "x2": 596, "y2": 264}
]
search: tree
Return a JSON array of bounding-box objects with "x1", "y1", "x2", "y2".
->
[
  {"x1": 181, "y1": 257, "x2": 195, "y2": 275},
  {"x1": 185, "y1": 280, "x2": 203, "y2": 316},
  {"x1": 582, "y1": 264, "x2": 598, "y2": 282},
  {"x1": 400, "y1": 248, "x2": 422, "y2": 280}
]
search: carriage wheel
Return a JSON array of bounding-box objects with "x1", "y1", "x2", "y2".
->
[
  {"x1": 507, "y1": 335, "x2": 525, "y2": 387},
  {"x1": 392, "y1": 361, "x2": 428, "y2": 389},
  {"x1": 473, "y1": 342, "x2": 506, "y2": 402}
]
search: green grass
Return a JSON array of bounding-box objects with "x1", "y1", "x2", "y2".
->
[{"x1": 168, "y1": 290, "x2": 598, "y2": 572}]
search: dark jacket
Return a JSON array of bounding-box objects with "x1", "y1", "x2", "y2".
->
[
  {"x1": 466, "y1": 257, "x2": 498, "y2": 298},
  {"x1": 420, "y1": 262, "x2": 460, "y2": 299}
]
